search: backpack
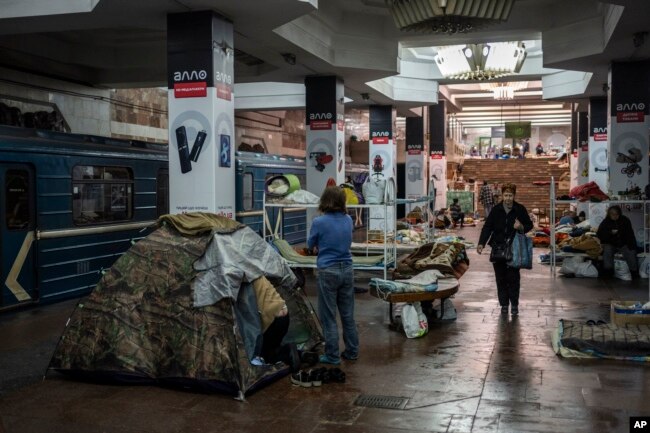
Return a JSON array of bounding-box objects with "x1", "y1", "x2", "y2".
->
[{"x1": 352, "y1": 172, "x2": 369, "y2": 194}]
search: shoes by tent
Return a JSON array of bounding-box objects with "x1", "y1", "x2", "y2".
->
[{"x1": 290, "y1": 367, "x2": 345, "y2": 387}]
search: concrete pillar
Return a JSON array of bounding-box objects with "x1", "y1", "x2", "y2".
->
[
  {"x1": 167, "y1": 11, "x2": 235, "y2": 216},
  {"x1": 607, "y1": 60, "x2": 650, "y2": 196},
  {"x1": 305, "y1": 76, "x2": 345, "y2": 196},
  {"x1": 575, "y1": 111, "x2": 589, "y2": 215},
  {"x1": 588, "y1": 97, "x2": 608, "y2": 226},
  {"x1": 606, "y1": 60, "x2": 650, "y2": 248},
  {"x1": 405, "y1": 115, "x2": 427, "y2": 212},
  {"x1": 369, "y1": 105, "x2": 396, "y2": 229},
  {"x1": 429, "y1": 102, "x2": 447, "y2": 209}
]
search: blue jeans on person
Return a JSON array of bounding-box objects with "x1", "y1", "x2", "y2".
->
[{"x1": 317, "y1": 263, "x2": 358, "y2": 361}]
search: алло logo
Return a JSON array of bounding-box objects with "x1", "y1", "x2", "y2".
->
[
  {"x1": 616, "y1": 102, "x2": 645, "y2": 112},
  {"x1": 173, "y1": 69, "x2": 208, "y2": 98},
  {"x1": 173, "y1": 70, "x2": 207, "y2": 82}
]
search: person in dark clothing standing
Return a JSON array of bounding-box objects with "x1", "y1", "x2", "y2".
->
[
  {"x1": 449, "y1": 198, "x2": 465, "y2": 228},
  {"x1": 596, "y1": 205, "x2": 639, "y2": 279},
  {"x1": 477, "y1": 183, "x2": 533, "y2": 315},
  {"x1": 479, "y1": 180, "x2": 495, "y2": 218}
]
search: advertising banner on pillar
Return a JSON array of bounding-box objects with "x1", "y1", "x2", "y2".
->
[
  {"x1": 607, "y1": 61, "x2": 650, "y2": 196},
  {"x1": 570, "y1": 153, "x2": 578, "y2": 191},
  {"x1": 429, "y1": 104, "x2": 446, "y2": 159},
  {"x1": 577, "y1": 141, "x2": 589, "y2": 215},
  {"x1": 167, "y1": 11, "x2": 235, "y2": 217},
  {"x1": 305, "y1": 76, "x2": 345, "y2": 198},
  {"x1": 405, "y1": 117, "x2": 427, "y2": 213},
  {"x1": 588, "y1": 98, "x2": 608, "y2": 192},
  {"x1": 369, "y1": 105, "x2": 396, "y2": 229},
  {"x1": 429, "y1": 156, "x2": 447, "y2": 210}
]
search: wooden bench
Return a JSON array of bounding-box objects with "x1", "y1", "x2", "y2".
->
[{"x1": 369, "y1": 280, "x2": 459, "y2": 327}]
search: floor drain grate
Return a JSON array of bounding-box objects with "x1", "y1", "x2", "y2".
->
[{"x1": 354, "y1": 394, "x2": 409, "y2": 410}]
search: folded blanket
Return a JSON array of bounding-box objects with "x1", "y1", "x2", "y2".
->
[
  {"x1": 369, "y1": 278, "x2": 438, "y2": 294},
  {"x1": 272, "y1": 239, "x2": 385, "y2": 266}
]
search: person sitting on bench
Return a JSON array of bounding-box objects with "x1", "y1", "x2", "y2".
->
[{"x1": 596, "y1": 205, "x2": 639, "y2": 279}]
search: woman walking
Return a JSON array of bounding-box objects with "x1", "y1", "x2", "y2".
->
[
  {"x1": 477, "y1": 183, "x2": 533, "y2": 315},
  {"x1": 308, "y1": 187, "x2": 359, "y2": 364}
]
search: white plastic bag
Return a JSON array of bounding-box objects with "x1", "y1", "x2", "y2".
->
[
  {"x1": 559, "y1": 255, "x2": 587, "y2": 275},
  {"x1": 639, "y1": 255, "x2": 650, "y2": 278},
  {"x1": 362, "y1": 179, "x2": 386, "y2": 204},
  {"x1": 574, "y1": 261, "x2": 598, "y2": 278},
  {"x1": 614, "y1": 259, "x2": 632, "y2": 281},
  {"x1": 402, "y1": 302, "x2": 428, "y2": 338}
]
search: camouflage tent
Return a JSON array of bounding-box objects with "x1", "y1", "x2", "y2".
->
[{"x1": 48, "y1": 214, "x2": 322, "y2": 398}]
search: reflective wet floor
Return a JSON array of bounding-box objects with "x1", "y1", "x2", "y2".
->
[{"x1": 1, "y1": 225, "x2": 649, "y2": 433}]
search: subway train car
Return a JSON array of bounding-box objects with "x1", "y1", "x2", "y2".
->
[
  {"x1": 235, "y1": 151, "x2": 369, "y2": 244},
  {"x1": 0, "y1": 127, "x2": 366, "y2": 311},
  {"x1": 235, "y1": 152, "x2": 307, "y2": 244},
  {"x1": 0, "y1": 125, "x2": 168, "y2": 311}
]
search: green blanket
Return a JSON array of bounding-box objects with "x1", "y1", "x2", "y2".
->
[{"x1": 272, "y1": 239, "x2": 385, "y2": 266}]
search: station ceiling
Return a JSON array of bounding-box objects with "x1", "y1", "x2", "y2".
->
[{"x1": 0, "y1": 0, "x2": 647, "y2": 127}]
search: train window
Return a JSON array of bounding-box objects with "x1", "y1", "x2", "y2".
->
[
  {"x1": 72, "y1": 165, "x2": 133, "y2": 225},
  {"x1": 156, "y1": 169, "x2": 169, "y2": 216},
  {"x1": 242, "y1": 173, "x2": 253, "y2": 211},
  {"x1": 5, "y1": 170, "x2": 30, "y2": 230}
]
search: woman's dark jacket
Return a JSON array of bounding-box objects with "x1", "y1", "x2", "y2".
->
[
  {"x1": 596, "y1": 214, "x2": 636, "y2": 250},
  {"x1": 479, "y1": 201, "x2": 533, "y2": 247}
]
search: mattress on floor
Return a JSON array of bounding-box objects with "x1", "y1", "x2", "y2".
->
[{"x1": 552, "y1": 319, "x2": 650, "y2": 361}]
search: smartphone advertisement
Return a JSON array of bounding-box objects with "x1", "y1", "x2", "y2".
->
[{"x1": 167, "y1": 11, "x2": 235, "y2": 217}]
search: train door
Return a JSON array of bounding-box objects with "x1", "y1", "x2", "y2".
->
[{"x1": 0, "y1": 164, "x2": 37, "y2": 308}]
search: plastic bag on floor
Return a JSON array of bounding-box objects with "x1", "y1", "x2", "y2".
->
[
  {"x1": 614, "y1": 259, "x2": 631, "y2": 281},
  {"x1": 639, "y1": 255, "x2": 650, "y2": 278},
  {"x1": 402, "y1": 302, "x2": 428, "y2": 338},
  {"x1": 574, "y1": 261, "x2": 598, "y2": 278},
  {"x1": 560, "y1": 255, "x2": 587, "y2": 274}
]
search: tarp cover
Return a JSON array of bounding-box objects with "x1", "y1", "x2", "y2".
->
[{"x1": 48, "y1": 214, "x2": 322, "y2": 396}]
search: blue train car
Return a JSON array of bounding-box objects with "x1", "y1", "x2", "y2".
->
[
  {"x1": 235, "y1": 152, "x2": 307, "y2": 244},
  {"x1": 0, "y1": 125, "x2": 168, "y2": 311},
  {"x1": 235, "y1": 151, "x2": 368, "y2": 244}
]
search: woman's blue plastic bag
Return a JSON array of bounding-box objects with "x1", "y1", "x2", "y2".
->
[{"x1": 508, "y1": 233, "x2": 533, "y2": 269}]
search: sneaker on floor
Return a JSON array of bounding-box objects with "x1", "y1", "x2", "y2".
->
[
  {"x1": 341, "y1": 351, "x2": 358, "y2": 361},
  {"x1": 290, "y1": 370, "x2": 312, "y2": 388},
  {"x1": 511, "y1": 306, "x2": 519, "y2": 316},
  {"x1": 308, "y1": 368, "x2": 324, "y2": 387},
  {"x1": 319, "y1": 354, "x2": 341, "y2": 365},
  {"x1": 500, "y1": 306, "x2": 508, "y2": 314}
]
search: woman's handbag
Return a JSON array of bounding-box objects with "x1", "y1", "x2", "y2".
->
[
  {"x1": 490, "y1": 238, "x2": 512, "y2": 263},
  {"x1": 507, "y1": 233, "x2": 533, "y2": 269}
]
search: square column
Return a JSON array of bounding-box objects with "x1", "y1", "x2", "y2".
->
[{"x1": 167, "y1": 11, "x2": 235, "y2": 217}]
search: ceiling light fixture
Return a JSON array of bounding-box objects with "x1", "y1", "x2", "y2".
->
[
  {"x1": 479, "y1": 81, "x2": 528, "y2": 100},
  {"x1": 386, "y1": 0, "x2": 515, "y2": 34},
  {"x1": 434, "y1": 42, "x2": 527, "y2": 80}
]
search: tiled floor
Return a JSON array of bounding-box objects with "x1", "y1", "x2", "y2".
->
[{"x1": 1, "y1": 225, "x2": 649, "y2": 433}]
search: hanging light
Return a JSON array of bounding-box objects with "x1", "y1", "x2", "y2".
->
[
  {"x1": 434, "y1": 42, "x2": 527, "y2": 80},
  {"x1": 386, "y1": 0, "x2": 515, "y2": 34},
  {"x1": 479, "y1": 82, "x2": 528, "y2": 100}
]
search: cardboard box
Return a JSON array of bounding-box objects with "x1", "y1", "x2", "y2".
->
[{"x1": 610, "y1": 301, "x2": 650, "y2": 326}]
